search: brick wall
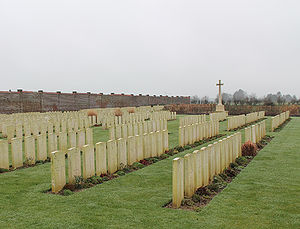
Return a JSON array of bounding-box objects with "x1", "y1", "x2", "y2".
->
[
  {"x1": 0, "y1": 90, "x2": 190, "y2": 114},
  {"x1": 165, "y1": 104, "x2": 300, "y2": 116}
]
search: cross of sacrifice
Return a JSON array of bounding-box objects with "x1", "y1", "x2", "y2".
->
[{"x1": 216, "y1": 80, "x2": 224, "y2": 105}]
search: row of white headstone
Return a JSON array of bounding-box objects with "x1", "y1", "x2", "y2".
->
[
  {"x1": 227, "y1": 111, "x2": 265, "y2": 131},
  {"x1": 1, "y1": 117, "x2": 92, "y2": 143},
  {"x1": 246, "y1": 111, "x2": 265, "y2": 123},
  {"x1": 0, "y1": 106, "x2": 166, "y2": 139},
  {"x1": 109, "y1": 119, "x2": 167, "y2": 140},
  {"x1": 86, "y1": 105, "x2": 164, "y2": 118},
  {"x1": 245, "y1": 120, "x2": 266, "y2": 143},
  {"x1": 149, "y1": 111, "x2": 176, "y2": 121},
  {"x1": 172, "y1": 132, "x2": 242, "y2": 208},
  {"x1": 100, "y1": 110, "x2": 176, "y2": 129},
  {"x1": 51, "y1": 129, "x2": 169, "y2": 193},
  {"x1": 179, "y1": 115, "x2": 207, "y2": 128},
  {"x1": 179, "y1": 121, "x2": 220, "y2": 147},
  {"x1": 0, "y1": 128, "x2": 93, "y2": 170},
  {"x1": 271, "y1": 111, "x2": 290, "y2": 131}
]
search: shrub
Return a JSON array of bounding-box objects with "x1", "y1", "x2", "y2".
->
[
  {"x1": 128, "y1": 108, "x2": 135, "y2": 113},
  {"x1": 242, "y1": 141, "x2": 258, "y2": 156},
  {"x1": 114, "y1": 108, "x2": 122, "y2": 117},
  {"x1": 87, "y1": 110, "x2": 97, "y2": 116}
]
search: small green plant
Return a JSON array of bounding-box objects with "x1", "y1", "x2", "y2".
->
[
  {"x1": 35, "y1": 160, "x2": 44, "y2": 164},
  {"x1": 212, "y1": 175, "x2": 227, "y2": 189},
  {"x1": 160, "y1": 154, "x2": 169, "y2": 159},
  {"x1": 149, "y1": 157, "x2": 159, "y2": 163},
  {"x1": 96, "y1": 177, "x2": 103, "y2": 183},
  {"x1": 184, "y1": 145, "x2": 192, "y2": 150},
  {"x1": 175, "y1": 146, "x2": 184, "y2": 152},
  {"x1": 119, "y1": 163, "x2": 126, "y2": 170},
  {"x1": 230, "y1": 162, "x2": 239, "y2": 169},
  {"x1": 0, "y1": 168, "x2": 9, "y2": 173},
  {"x1": 182, "y1": 198, "x2": 194, "y2": 206},
  {"x1": 90, "y1": 176, "x2": 99, "y2": 184},
  {"x1": 116, "y1": 171, "x2": 126, "y2": 176},
  {"x1": 122, "y1": 166, "x2": 131, "y2": 173},
  {"x1": 192, "y1": 194, "x2": 201, "y2": 203},
  {"x1": 202, "y1": 195, "x2": 211, "y2": 200},
  {"x1": 132, "y1": 162, "x2": 145, "y2": 169},
  {"x1": 225, "y1": 168, "x2": 238, "y2": 177},
  {"x1": 112, "y1": 173, "x2": 119, "y2": 178},
  {"x1": 196, "y1": 187, "x2": 213, "y2": 196},
  {"x1": 207, "y1": 183, "x2": 220, "y2": 192},
  {"x1": 63, "y1": 189, "x2": 73, "y2": 196},
  {"x1": 102, "y1": 176, "x2": 109, "y2": 181},
  {"x1": 74, "y1": 176, "x2": 84, "y2": 189},
  {"x1": 219, "y1": 172, "x2": 228, "y2": 181},
  {"x1": 235, "y1": 156, "x2": 248, "y2": 166}
]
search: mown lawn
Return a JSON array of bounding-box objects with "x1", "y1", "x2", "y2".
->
[{"x1": 0, "y1": 116, "x2": 299, "y2": 228}]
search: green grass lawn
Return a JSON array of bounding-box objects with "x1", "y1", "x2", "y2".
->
[{"x1": 0, "y1": 117, "x2": 299, "y2": 228}]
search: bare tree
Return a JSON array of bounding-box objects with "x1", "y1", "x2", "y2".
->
[
  {"x1": 249, "y1": 93, "x2": 259, "y2": 105},
  {"x1": 233, "y1": 89, "x2": 248, "y2": 105},
  {"x1": 222, "y1": 93, "x2": 233, "y2": 105},
  {"x1": 200, "y1": 96, "x2": 209, "y2": 104},
  {"x1": 191, "y1": 95, "x2": 200, "y2": 104},
  {"x1": 291, "y1": 95, "x2": 298, "y2": 104}
]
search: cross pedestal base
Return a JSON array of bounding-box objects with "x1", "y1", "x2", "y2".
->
[{"x1": 216, "y1": 104, "x2": 225, "y2": 112}]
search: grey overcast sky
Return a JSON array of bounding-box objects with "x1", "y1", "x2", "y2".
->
[{"x1": 0, "y1": 0, "x2": 299, "y2": 98}]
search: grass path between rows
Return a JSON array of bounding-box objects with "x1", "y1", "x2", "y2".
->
[{"x1": 0, "y1": 117, "x2": 299, "y2": 228}]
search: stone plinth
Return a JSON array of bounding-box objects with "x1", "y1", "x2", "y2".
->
[{"x1": 216, "y1": 104, "x2": 225, "y2": 112}]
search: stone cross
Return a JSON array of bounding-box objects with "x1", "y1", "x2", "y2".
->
[{"x1": 216, "y1": 80, "x2": 224, "y2": 105}]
